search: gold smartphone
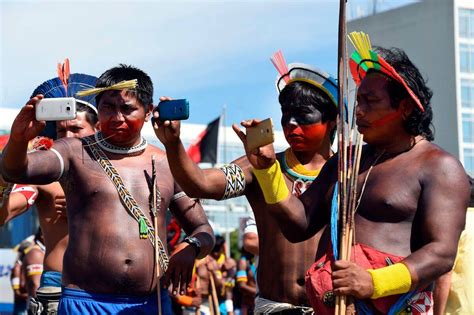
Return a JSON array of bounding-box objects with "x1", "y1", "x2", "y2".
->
[{"x1": 246, "y1": 118, "x2": 275, "y2": 152}]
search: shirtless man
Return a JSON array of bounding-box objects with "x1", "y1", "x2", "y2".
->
[
  {"x1": 10, "y1": 236, "x2": 34, "y2": 315},
  {"x1": 1, "y1": 64, "x2": 214, "y2": 314},
  {"x1": 22, "y1": 229, "x2": 45, "y2": 302},
  {"x1": 196, "y1": 235, "x2": 235, "y2": 315},
  {"x1": 155, "y1": 55, "x2": 339, "y2": 313},
  {"x1": 0, "y1": 73, "x2": 98, "y2": 314},
  {"x1": 241, "y1": 43, "x2": 470, "y2": 313}
]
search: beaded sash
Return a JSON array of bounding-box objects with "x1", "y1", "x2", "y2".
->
[{"x1": 82, "y1": 135, "x2": 169, "y2": 273}]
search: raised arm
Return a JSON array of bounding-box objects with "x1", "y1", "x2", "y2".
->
[
  {"x1": 153, "y1": 100, "x2": 252, "y2": 200},
  {"x1": 233, "y1": 119, "x2": 333, "y2": 242},
  {"x1": 1, "y1": 96, "x2": 69, "y2": 184}
]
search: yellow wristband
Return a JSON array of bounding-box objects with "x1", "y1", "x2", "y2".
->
[
  {"x1": 367, "y1": 263, "x2": 412, "y2": 299},
  {"x1": 252, "y1": 160, "x2": 289, "y2": 204}
]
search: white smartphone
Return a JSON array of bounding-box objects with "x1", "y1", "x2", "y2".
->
[{"x1": 35, "y1": 97, "x2": 77, "y2": 121}]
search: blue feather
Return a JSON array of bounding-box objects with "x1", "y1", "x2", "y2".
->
[
  {"x1": 31, "y1": 73, "x2": 97, "y2": 140},
  {"x1": 331, "y1": 182, "x2": 339, "y2": 260},
  {"x1": 30, "y1": 73, "x2": 97, "y2": 107}
]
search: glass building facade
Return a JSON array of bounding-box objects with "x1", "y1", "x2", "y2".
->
[{"x1": 459, "y1": 8, "x2": 474, "y2": 176}]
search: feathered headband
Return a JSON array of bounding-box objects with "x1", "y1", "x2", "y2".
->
[
  {"x1": 76, "y1": 79, "x2": 138, "y2": 97},
  {"x1": 31, "y1": 59, "x2": 99, "y2": 114},
  {"x1": 348, "y1": 31, "x2": 424, "y2": 112},
  {"x1": 270, "y1": 50, "x2": 339, "y2": 108}
]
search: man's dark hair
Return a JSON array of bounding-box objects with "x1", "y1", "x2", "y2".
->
[
  {"x1": 373, "y1": 47, "x2": 434, "y2": 141},
  {"x1": 212, "y1": 235, "x2": 225, "y2": 253},
  {"x1": 76, "y1": 102, "x2": 98, "y2": 126},
  {"x1": 279, "y1": 81, "x2": 338, "y2": 139},
  {"x1": 95, "y1": 64, "x2": 153, "y2": 107}
]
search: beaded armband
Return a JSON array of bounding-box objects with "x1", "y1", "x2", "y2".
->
[{"x1": 219, "y1": 164, "x2": 246, "y2": 200}]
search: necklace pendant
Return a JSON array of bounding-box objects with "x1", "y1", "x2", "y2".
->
[
  {"x1": 292, "y1": 178, "x2": 312, "y2": 197},
  {"x1": 139, "y1": 217, "x2": 148, "y2": 239}
]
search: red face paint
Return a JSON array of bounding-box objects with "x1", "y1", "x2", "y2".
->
[
  {"x1": 284, "y1": 122, "x2": 329, "y2": 152},
  {"x1": 370, "y1": 108, "x2": 403, "y2": 127},
  {"x1": 98, "y1": 90, "x2": 146, "y2": 146}
]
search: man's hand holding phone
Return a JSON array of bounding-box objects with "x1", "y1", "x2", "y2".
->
[
  {"x1": 233, "y1": 118, "x2": 276, "y2": 170},
  {"x1": 35, "y1": 97, "x2": 76, "y2": 121},
  {"x1": 10, "y1": 95, "x2": 47, "y2": 144},
  {"x1": 152, "y1": 96, "x2": 188, "y2": 147}
]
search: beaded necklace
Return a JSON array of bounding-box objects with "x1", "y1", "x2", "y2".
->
[
  {"x1": 281, "y1": 148, "x2": 321, "y2": 197},
  {"x1": 94, "y1": 131, "x2": 148, "y2": 155}
]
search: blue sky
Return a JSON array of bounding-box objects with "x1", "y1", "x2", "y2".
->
[{"x1": 1, "y1": 0, "x2": 416, "y2": 130}]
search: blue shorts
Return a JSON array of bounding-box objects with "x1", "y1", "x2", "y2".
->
[
  {"x1": 58, "y1": 287, "x2": 172, "y2": 315},
  {"x1": 40, "y1": 271, "x2": 62, "y2": 288}
]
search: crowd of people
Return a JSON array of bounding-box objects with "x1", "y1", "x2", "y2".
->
[{"x1": 0, "y1": 30, "x2": 472, "y2": 315}]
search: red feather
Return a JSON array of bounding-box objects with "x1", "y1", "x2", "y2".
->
[
  {"x1": 270, "y1": 50, "x2": 290, "y2": 83},
  {"x1": 378, "y1": 57, "x2": 424, "y2": 112},
  {"x1": 57, "y1": 58, "x2": 71, "y2": 95}
]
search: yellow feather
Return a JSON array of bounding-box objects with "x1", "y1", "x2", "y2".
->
[
  {"x1": 76, "y1": 79, "x2": 138, "y2": 97},
  {"x1": 348, "y1": 31, "x2": 374, "y2": 68}
]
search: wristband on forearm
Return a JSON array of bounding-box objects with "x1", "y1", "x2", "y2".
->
[
  {"x1": 11, "y1": 277, "x2": 20, "y2": 290},
  {"x1": 367, "y1": 262, "x2": 412, "y2": 299},
  {"x1": 236, "y1": 270, "x2": 248, "y2": 283},
  {"x1": 252, "y1": 160, "x2": 289, "y2": 204}
]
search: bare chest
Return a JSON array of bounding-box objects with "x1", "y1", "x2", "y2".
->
[
  {"x1": 355, "y1": 160, "x2": 422, "y2": 222},
  {"x1": 65, "y1": 155, "x2": 174, "y2": 212}
]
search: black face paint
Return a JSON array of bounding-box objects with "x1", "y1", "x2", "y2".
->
[{"x1": 281, "y1": 103, "x2": 323, "y2": 126}]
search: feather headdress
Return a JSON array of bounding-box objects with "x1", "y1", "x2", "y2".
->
[
  {"x1": 270, "y1": 50, "x2": 339, "y2": 108},
  {"x1": 348, "y1": 31, "x2": 424, "y2": 112},
  {"x1": 31, "y1": 59, "x2": 98, "y2": 139},
  {"x1": 31, "y1": 59, "x2": 98, "y2": 114}
]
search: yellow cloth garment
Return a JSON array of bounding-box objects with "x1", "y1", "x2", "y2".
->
[{"x1": 445, "y1": 207, "x2": 474, "y2": 314}]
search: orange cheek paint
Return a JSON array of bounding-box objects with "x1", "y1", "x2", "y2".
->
[{"x1": 284, "y1": 122, "x2": 329, "y2": 151}]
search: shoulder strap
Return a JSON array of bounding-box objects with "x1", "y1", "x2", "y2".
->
[{"x1": 82, "y1": 135, "x2": 169, "y2": 273}]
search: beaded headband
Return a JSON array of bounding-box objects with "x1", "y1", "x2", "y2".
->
[{"x1": 271, "y1": 50, "x2": 339, "y2": 108}]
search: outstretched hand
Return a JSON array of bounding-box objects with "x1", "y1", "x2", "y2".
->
[
  {"x1": 233, "y1": 119, "x2": 276, "y2": 169},
  {"x1": 332, "y1": 260, "x2": 374, "y2": 299},
  {"x1": 152, "y1": 96, "x2": 182, "y2": 147},
  {"x1": 10, "y1": 95, "x2": 46, "y2": 143},
  {"x1": 163, "y1": 242, "x2": 197, "y2": 296}
]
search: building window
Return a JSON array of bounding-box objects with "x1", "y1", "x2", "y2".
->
[
  {"x1": 461, "y1": 79, "x2": 474, "y2": 109},
  {"x1": 459, "y1": 9, "x2": 474, "y2": 39},
  {"x1": 463, "y1": 113, "x2": 474, "y2": 143},
  {"x1": 464, "y1": 147, "x2": 474, "y2": 176},
  {"x1": 460, "y1": 44, "x2": 474, "y2": 73}
]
